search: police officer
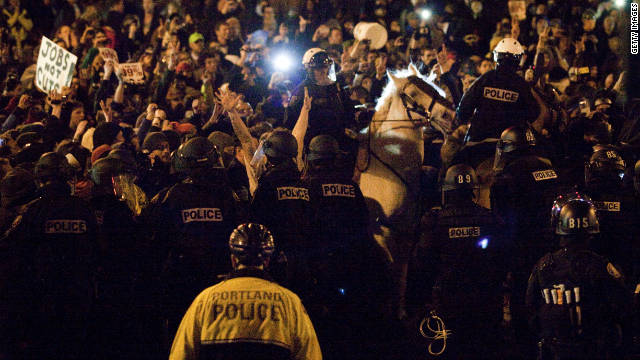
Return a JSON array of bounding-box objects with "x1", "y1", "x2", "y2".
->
[
  {"x1": 144, "y1": 137, "x2": 241, "y2": 345},
  {"x1": 491, "y1": 126, "x2": 561, "y2": 269},
  {"x1": 169, "y1": 223, "x2": 322, "y2": 360},
  {"x1": 284, "y1": 48, "x2": 355, "y2": 149},
  {"x1": 249, "y1": 129, "x2": 314, "y2": 290},
  {"x1": 456, "y1": 38, "x2": 539, "y2": 143},
  {"x1": 583, "y1": 147, "x2": 638, "y2": 280},
  {"x1": 302, "y1": 134, "x2": 380, "y2": 358},
  {"x1": 408, "y1": 164, "x2": 507, "y2": 357},
  {"x1": 526, "y1": 198, "x2": 630, "y2": 359},
  {"x1": 0, "y1": 152, "x2": 97, "y2": 359},
  {"x1": 0, "y1": 167, "x2": 37, "y2": 233}
]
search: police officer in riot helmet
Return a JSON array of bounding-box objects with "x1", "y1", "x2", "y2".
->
[
  {"x1": 284, "y1": 48, "x2": 355, "y2": 149},
  {"x1": 526, "y1": 198, "x2": 630, "y2": 360},
  {"x1": 456, "y1": 38, "x2": 539, "y2": 143},
  {"x1": 0, "y1": 152, "x2": 97, "y2": 358},
  {"x1": 408, "y1": 164, "x2": 507, "y2": 358},
  {"x1": 143, "y1": 137, "x2": 240, "y2": 345},
  {"x1": 583, "y1": 147, "x2": 638, "y2": 281},
  {"x1": 250, "y1": 129, "x2": 313, "y2": 291},
  {"x1": 491, "y1": 126, "x2": 561, "y2": 264},
  {"x1": 169, "y1": 223, "x2": 322, "y2": 360}
]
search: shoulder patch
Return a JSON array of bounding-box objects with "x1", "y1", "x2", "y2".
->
[
  {"x1": 607, "y1": 262, "x2": 622, "y2": 279},
  {"x1": 532, "y1": 170, "x2": 557, "y2": 181},
  {"x1": 483, "y1": 87, "x2": 519, "y2": 102},
  {"x1": 321, "y1": 184, "x2": 356, "y2": 198},
  {"x1": 276, "y1": 187, "x2": 309, "y2": 201}
]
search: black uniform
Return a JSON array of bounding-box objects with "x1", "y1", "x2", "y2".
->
[
  {"x1": 145, "y1": 178, "x2": 240, "y2": 340},
  {"x1": 284, "y1": 79, "x2": 354, "y2": 147},
  {"x1": 249, "y1": 161, "x2": 313, "y2": 290},
  {"x1": 526, "y1": 246, "x2": 630, "y2": 359},
  {"x1": 491, "y1": 153, "x2": 561, "y2": 268},
  {"x1": 409, "y1": 200, "x2": 508, "y2": 357},
  {"x1": 456, "y1": 68, "x2": 539, "y2": 142},
  {"x1": 584, "y1": 181, "x2": 639, "y2": 280},
  {"x1": 0, "y1": 182, "x2": 97, "y2": 359}
]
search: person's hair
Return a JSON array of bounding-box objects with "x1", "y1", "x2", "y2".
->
[{"x1": 215, "y1": 21, "x2": 229, "y2": 33}]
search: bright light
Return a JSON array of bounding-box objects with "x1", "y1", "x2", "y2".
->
[
  {"x1": 419, "y1": 8, "x2": 432, "y2": 21},
  {"x1": 615, "y1": 0, "x2": 626, "y2": 8},
  {"x1": 273, "y1": 52, "x2": 294, "y2": 72},
  {"x1": 477, "y1": 237, "x2": 489, "y2": 249}
]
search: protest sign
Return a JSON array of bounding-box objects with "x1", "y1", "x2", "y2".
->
[
  {"x1": 98, "y1": 47, "x2": 119, "y2": 63},
  {"x1": 35, "y1": 36, "x2": 78, "y2": 92},
  {"x1": 117, "y1": 62, "x2": 145, "y2": 84}
]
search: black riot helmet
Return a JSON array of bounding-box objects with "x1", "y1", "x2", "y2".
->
[
  {"x1": 550, "y1": 192, "x2": 592, "y2": 230},
  {"x1": 555, "y1": 198, "x2": 599, "y2": 240},
  {"x1": 496, "y1": 126, "x2": 536, "y2": 154},
  {"x1": 229, "y1": 223, "x2": 275, "y2": 267},
  {"x1": 307, "y1": 135, "x2": 339, "y2": 162},
  {"x1": 263, "y1": 130, "x2": 297, "y2": 162},
  {"x1": 441, "y1": 164, "x2": 478, "y2": 204},
  {"x1": 35, "y1": 152, "x2": 74, "y2": 184},
  {"x1": 174, "y1": 137, "x2": 223, "y2": 176},
  {"x1": 584, "y1": 147, "x2": 625, "y2": 185},
  {"x1": 89, "y1": 157, "x2": 123, "y2": 187}
]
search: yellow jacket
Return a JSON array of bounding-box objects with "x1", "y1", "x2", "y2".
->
[{"x1": 170, "y1": 273, "x2": 322, "y2": 360}]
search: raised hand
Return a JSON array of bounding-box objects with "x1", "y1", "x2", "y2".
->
[
  {"x1": 103, "y1": 60, "x2": 115, "y2": 80},
  {"x1": 437, "y1": 44, "x2": 454, "y2": 74},
  {"x1": 100, "y1": 100, "x2": 113, "y2": 122},
  {"x1": 302, "y1": 87, "x2": 313, "y2": 112}
]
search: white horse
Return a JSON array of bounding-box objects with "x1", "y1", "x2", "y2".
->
[{"x1": 357, "y1": 64, "x2": 456, "y2": 316}]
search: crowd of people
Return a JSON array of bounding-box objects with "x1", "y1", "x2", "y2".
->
[{"x1": 0, "y1": 0, "x2": 638, "y2": 358}]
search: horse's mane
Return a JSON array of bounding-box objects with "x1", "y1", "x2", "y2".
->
[{"x1": 374, "y1": 67, "x2": 448, "y2": 118}]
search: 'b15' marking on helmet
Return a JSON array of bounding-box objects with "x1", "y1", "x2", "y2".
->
[
  {"x1": 322, "y1": 184, "x2": 356, "y2": 198},
  {"x1": 277, "y1": 187, "x2": 310, "y2": 201},
  {"x1": 182, "y1": 208, "x2": 223, "y2": 223},
  {"x1": 532, "y1": 170, "x2": 557, "y2": 181},
  {"x1": 567, "y1": 217, "x2": 589, "y2": 229},
  {"x1": 593, "y1": 201, "x2": 620, "y2": 212},
  {"x1": 448, "y1": 226, "x2": 481, "y2": 238},
  {"x1": 483, "y1": 87, "x2": 519, "y2": 102}
]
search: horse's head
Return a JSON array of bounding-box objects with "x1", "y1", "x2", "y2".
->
[{"x1": 383, "y1": 64, "x2": 457, "y2": 135}]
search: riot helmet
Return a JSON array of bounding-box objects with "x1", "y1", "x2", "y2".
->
[
  {"x1": 89, "y1": 157, "x2": 123, "y2": 187},
  {"x1": 493, "y1": 38, "x2": 524, "y2": 71},
  {"x1": 1, "y1": 167, "x2": 36, "y2": 208},
  {"x1": 307, "y1": 134, "x2": 339, "y2": 162},
  {"x1": 550, "y1": 192, "x2": 592, "y2": 230},
  {"x1": 441, "y1": 164, "x2": 478, "y2": 204},
  {"x1": 584, "y1": 147, "x2": 625, "y2": 185},
  {"x1": 174, "y1": 136, "x2": 223, "y2": 176},
  {"x1": 555, "y1": 198, "x2": 599, "y2": 237},
  {"x1": 494, "y1": 126, "x2": 536, "y2": 171},
  {"x1": 229, "y1": 223, "x2": 275, "y2": 267},
  {"x1": 35, "y1": 152, "x2": 74, "y2": 184},
  {"x1": 302, "y1": 48, "x2": 333, "y2": 69},
  {"x1": 262, "y1": 130, "x2": 297, "y2": 162}
]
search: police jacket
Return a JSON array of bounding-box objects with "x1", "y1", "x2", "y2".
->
[
  {"x1": 456, "y1": 67, "x2": 539, "y2": 142},
  {"x1": 0, "y1": 182, "x2": 97, "y2": 357},
  {"x1": 411, "y1": 200, "x2": 507, "y2": 310},
  {"x1": 250, "y1": 161, "x2": 313, "y2": 252},
  {"x1": 169, "y1": 267, "x2": 323, "y2": 360},
  {"x1": 146, "y1": 178, "x2": 240, "y2": 279},
  {"x1": 491, "y1": 152, "x2": 560, "y2": 254},
  {"x1": 526, "y1": 245, "x2": 630, "y2": 344},
  {"x1": 284, "y1": 79, "x2": 354, "y2": 147}
]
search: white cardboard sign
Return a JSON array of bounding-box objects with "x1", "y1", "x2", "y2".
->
[
  {"x1": 117, "y1": 62, "x2": 145, "y2": 84},
  {"x1": 35, "y1": 36, "x2": 78, "y2": 92}
]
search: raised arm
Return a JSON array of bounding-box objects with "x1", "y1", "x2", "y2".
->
[{"x1": 292, "y1": 87, "x2": 311, "y2": 170}]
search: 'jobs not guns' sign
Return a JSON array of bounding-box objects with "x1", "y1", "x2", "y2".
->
[{"x1": 35, "y1": 36, "x2": 77, "y2": 93}]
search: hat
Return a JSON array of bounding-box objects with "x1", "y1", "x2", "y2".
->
[
  {"x1": 15, "y1": 132, "x2": 42, "y2": 148},
  {"x1": 142, "y1": 132, "x2": 169, "y2": 152},
  {"x1": 208, "y1": 131, "x2": 236, "y2": 150},
  {"x1": 173, "y1": 122, "x2": 197, "y2": 136},
  {"x1": 189, "y1": 32, "x2": 205, "y2": 44},
  {"x1": 91, "y1": 144, "x2": 112, "y2": 165},
  {"x1": 1, "y1": 167, "x2": 36, "y2": 207}
]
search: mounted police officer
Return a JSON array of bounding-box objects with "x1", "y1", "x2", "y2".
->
[
  {"x1": 169, "y1": 223, "x2": 322, "y2": 360},
  {"x1": 0, "y1": 152, "x2": 98, "y2": 359},
  {"x1": 456, "y1": 38, "x2": 539, "y2": 143},
  {"x1": 144, "y1": 137, "x2": 241, "y2": 346},
  {"x1": 583, "y1": 147, "x2": 638, "y2": 280},
  {"x1": 409, "y1": 164, "x2": 507, "y2": 358},
  {"x1": 250, "y1": 129, "x2": 314, "y2": 292},
  {"x1": 526, "y1": 198, "x2": 630, "y2": 359},
  {"x1": 284, "y1": 48, "x2": 355, "y2": 150}
]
